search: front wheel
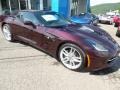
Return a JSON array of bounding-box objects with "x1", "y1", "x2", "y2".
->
[
  {"x1": 59, "y1": 43, "x2": 86, "y2": 71},
  {"x1": 2, "y1": 24, "x2": 14, "y2": 42}
]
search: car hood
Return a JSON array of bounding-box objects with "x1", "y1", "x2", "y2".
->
[
  {"x1": 71, "y1": 16, "x2": 91, "y2": 24},
  {"x1": 64, "y1": 24, "x2": 114, "y2": 42},
  {"x1": 58, "y1": 24, "x2": 119, "y2": 52}
]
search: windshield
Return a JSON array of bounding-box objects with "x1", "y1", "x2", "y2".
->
[{"x1": 34, "y1": 12, "x2": 71, "y2": 27}]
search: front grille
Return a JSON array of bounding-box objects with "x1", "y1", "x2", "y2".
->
[{"x1": 107, "y1": 56, "x2": 119, "y2": 63}]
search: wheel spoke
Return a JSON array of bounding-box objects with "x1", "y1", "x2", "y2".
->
[
  {"x1": 62, "y1": 57, "x2": 69, "y2": 63},
  {"x1": 71, "y1": 61, "x2": 76, "y2": 66},
  {"x1": 69, "y1": 61, "x2": 73, "y2": 66},
  {"x1": 74, "y1": 56, "x2": 81, "y2": 60},
  {"x1": 62, "y1": 49, "x2": 69, "y2": 56},
  {"x1": 73, "y1": 58, "x2": 81, "y2": 63},
  {"x1": 69, "y1": 47, "x2": 76, "y2": 55}
]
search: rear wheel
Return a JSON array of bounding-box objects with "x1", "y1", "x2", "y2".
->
[
  {"x1": 2, "y1": 24, "x2": 14, "y2": 42},
  {"x1": 59, "y1": 43, "x2": 86, "y2": 71},
  {"x1": 116, "y1": 30, "x2": 120, "y2": 37}
]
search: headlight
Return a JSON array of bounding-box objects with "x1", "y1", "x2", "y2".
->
[{"x1": 86, "y1": 39, "x2": 108, "y2": 52}]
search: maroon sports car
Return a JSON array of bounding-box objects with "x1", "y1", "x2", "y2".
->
[{"x1": 0, "y1": 10, "x2": 120, "y2": 71}]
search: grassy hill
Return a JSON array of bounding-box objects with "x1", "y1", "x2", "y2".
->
[{"x1": 91, "y1": 3, "x2": 120, "y2": 14}]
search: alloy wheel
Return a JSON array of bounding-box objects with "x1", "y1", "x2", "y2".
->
[
  {"x1": 60, "y1": 46, "x2": 83, "y2": 70},
  {"x1": 2, "y1": 25, "x2": 12, "y2": 41}
]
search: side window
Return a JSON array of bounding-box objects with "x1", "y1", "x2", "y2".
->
[{"x1": 22, "y1": 12, "x2": 39, "y2": 25}]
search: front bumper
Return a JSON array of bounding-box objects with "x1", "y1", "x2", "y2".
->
[
  {"x1": 107, "y1": 56, "x2": 120, "y2": 66},
  {"x1": 84, "y1": 46, "x2": 120, "y2": 71},
  {"x1": 85, "y1": 54, "x2": 120, "y2": 71}
]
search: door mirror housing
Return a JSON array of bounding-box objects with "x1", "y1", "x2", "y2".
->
[{"x1": 24, "y1": 21, "x2": 36, "y2": 29}]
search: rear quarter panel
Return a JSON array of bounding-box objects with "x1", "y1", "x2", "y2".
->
[
  {"x1": 0, "y1": 15, "x2": 8, "y2": 28},
  {"x1": 0, "y1": 15, "x2": 6, "y2": 22},
  {"x1": 0, "y1": 15, "x2": 15, "y2": 31}
]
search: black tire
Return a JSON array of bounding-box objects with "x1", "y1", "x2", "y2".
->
[
  {"x1": 58, "y1": 43, "x2": 86, "y2": 71},
  {"x1": 2, "y1": 24, "x2": 14, "y2": 42},
  {"x1": 116, "y1": 30, "x2": 120, "y2": 37}
]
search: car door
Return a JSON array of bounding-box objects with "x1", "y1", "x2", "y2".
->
[
  {"x1": 29, "y1": 25, "x2": 46, "y2": 48},
  {"x1": 29, "y1": 13, "x2": 59, "y2": 52},
  {"x1": 39, "y1": 27, "x2": 59, "y2": 53},
  {"x1": 29, "y1": 24, "x2": 57, "y2": 52}
]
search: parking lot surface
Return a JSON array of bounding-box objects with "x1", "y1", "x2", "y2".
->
[{"x1": 0, "y1": 24, "x2": 120, "y2": 90}]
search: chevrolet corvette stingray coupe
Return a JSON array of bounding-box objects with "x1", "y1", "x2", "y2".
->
[{"x1": 0, "y1": 10, "x2": 120, "y2": 71}]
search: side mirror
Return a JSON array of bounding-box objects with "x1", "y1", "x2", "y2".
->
[{"x1": 24, "y1": 21, "x2": 36, "y2": 28}]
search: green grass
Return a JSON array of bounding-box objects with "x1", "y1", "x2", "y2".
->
[{"x1": 91, "y1": 3, "x2": 120, "y2": 15}]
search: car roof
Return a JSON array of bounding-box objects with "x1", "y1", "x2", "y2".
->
[
  {"x1": 18, "y1": 10, "x2": 56, "y2": 15},
  {"x1": 7, "y1": 10, "x2": 56, "y2": 16}
]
